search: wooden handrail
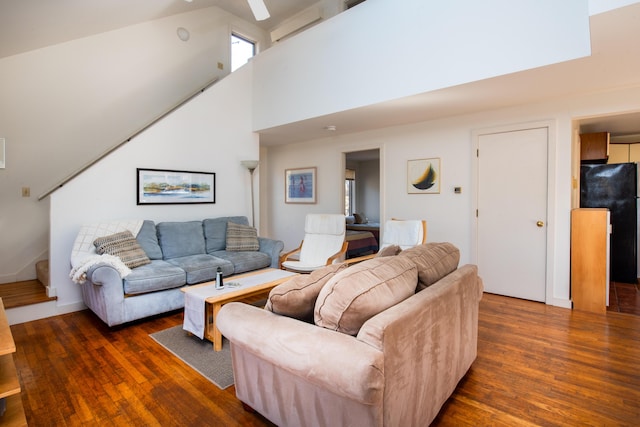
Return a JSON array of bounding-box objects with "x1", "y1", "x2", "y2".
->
[{"x1": 38, "y1": 77, "x2": 219, "y2": 201}]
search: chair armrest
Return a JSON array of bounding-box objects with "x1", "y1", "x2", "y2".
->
[
  {"x1": 326, "y1": 241, "x2": 349, "y2": 265},
  {"x1": 217, "y1": 302, "x2": 384, "y2": 405},
  {"x1": 342, "y1": 253, "x2": 376, "y2": 265},
  {"x1": 278, "y1": 240, "x2": 303, "y2": 267}
]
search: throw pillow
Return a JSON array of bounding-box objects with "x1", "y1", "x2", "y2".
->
[
  {"x1": 376, "y1": 244, "x2": 402, "y2": 258},
  {"x1": 398, "y1": 242, "x2": 460, "y2": 291},
  {"x1": 265, "y1": 263, "x2": 348, "y2": 322},
  {"x1": 314, "y1": 256, "x2": 417, "y2": 335},
  {"x1": 225, "y1": 222, "x2": 259, "y2": 252},
  {"x1": 353, "y1": 213, "x2": 368, "y2": 224},
  {"x1": 93, "y1": 230, "x2": 151, "y2": 269}
]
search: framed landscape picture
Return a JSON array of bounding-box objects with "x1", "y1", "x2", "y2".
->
[
  {"x1": 407, "y1": 158, "x2": 440, "y2": 194},
  {"x1": 137, "y1": 168, "x2": 215, "y2": 205},
  {"x1": 285, "y1": 167, "x2": 316, "y2": 204}
]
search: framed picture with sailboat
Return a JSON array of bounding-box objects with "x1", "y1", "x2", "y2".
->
[{"x1": 407, "y1": 158, "x2": 440, "y2": 194}]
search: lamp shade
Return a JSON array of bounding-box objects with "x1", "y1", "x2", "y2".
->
[{"x1": 241, "y1": 160, "x2": 259, "y2": 171}]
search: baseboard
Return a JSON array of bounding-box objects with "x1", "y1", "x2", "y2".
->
[
  {"x1": 5, "y1": 300, "x2": 86, "y2": 326},
  {"x1": 547, "y1": 297, "x2": 572, "y2": 309}
]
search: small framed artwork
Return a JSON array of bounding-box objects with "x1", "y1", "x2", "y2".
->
[
  {"x1": 137, "y1": 168, "x2": 215, "y2": 205},
  {"x1": 407, "y1": 158, "x2": 440, "y2": 194},
  {"x1": 285, "y1": 167, "x2": 317, "y2": 204}
]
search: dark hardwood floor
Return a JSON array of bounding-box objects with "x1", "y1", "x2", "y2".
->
[
  {"x1": 8, "y1": 292, "x2": 640, "y2": 426},
  {"x1": 608, "y1": 280, "x2": 640, "y2": 315}
]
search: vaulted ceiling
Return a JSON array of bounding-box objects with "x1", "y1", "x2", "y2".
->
[
  {"x1": 2, "y1": 1, "x2": 640, "y2": 143},
  {"x1": 0, "y1": 0, "x2": 317, "y2": 59}
]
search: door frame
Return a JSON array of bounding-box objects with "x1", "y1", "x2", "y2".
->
[{"x1": 471, "y1": 120, "x2": 561, "y2": 306}]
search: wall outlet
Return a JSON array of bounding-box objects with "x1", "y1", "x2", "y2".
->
[{"x1": 22, "y1": 187, "x2": 30, "y2": 197}]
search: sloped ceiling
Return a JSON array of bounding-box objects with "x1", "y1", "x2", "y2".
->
[
  {"x1": 2, "y1": 1, "x2": 639, "y2": 144},
  {"x1": 0, "y1": 0, "x2": 318, "y2": 59}
]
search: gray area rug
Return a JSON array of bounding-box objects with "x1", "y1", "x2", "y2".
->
[{"x1": 150, "y1": 325, "x2": 234, "y2": 389}]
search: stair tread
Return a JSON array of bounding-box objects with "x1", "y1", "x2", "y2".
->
[{"x1": 0, "y1": 281, "x2": 56, "y2": 309}]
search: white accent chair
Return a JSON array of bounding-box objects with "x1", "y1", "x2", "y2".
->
[
  {"x1": 379, "y1": 219, "x2": 427, "y2": 251},
  {"x1": 280, "y1": 214, "x2": 348, "y2": 273}
]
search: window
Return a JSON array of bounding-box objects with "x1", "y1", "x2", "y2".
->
[
  {"x1": 231, "y1": 34, "x2": 256, "y2": 72},
  {"x1": 345, "y1": 169, "x2": 356, "y2": 216}
]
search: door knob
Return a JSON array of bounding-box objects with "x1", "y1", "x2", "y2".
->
[{"x1": 536, "y1": 221, "x2": 544, "y2": 227}]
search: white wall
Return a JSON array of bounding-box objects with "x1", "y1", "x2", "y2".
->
[
  {"x1": 356, "y1": 159, "x2": 380, "y2": 223},
  {"x1": 49, "y1": 65, "x2": 259, "y2": 313},
  {"x1": 265, "y1": 85, "x2": 640, "y2": 308},
  {"x1": 252, "y1": 0, "x2": 590, "y2": 130},
  {"x1": 0, "y1": 7, "x2": 267, "y2": 284}
]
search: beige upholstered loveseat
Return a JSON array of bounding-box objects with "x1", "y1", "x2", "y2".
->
[{"x1": 217, "y1": 243, "x2": 484, "y2": 427}]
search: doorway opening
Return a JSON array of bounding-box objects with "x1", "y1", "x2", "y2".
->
[
  {"x1": 574, "y1": 111, "x2": 640, "y2": 316},
  {"x1": 344, "y1": 148, "x2": 381, "y2": 258}
]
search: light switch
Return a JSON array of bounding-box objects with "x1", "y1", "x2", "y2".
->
[{"x1": 22, "y1": 187, "x2": 30, "y2": 197}]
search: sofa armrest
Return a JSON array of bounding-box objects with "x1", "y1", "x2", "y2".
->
[
  {"x1": 356, "y1": 264, "x2": 482, "y2": 426},
  {"x1": 258, "y1": 237, "x2": 285, "y2": 268},
  {"x1": 86, "y1": 263, "x2": 124, "y2": 286},
  {"x1": 217, "y1": 302, "x2": 384, "y2": 405}
]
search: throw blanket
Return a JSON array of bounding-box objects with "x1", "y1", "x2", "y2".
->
[
  {"x1": 69, "y1": 254, "x2": 132, "y2": 285},
  {"x1": 70, "y1": 219, "x2": 144, "y2": 284}
]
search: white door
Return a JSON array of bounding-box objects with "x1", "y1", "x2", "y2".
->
[{"x1": 477, "y1": 127, "x2": 548, "y2": 302}]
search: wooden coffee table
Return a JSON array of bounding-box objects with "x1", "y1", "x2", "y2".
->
[{"x1": 182, "y1": 268, "x2": 298, "y2": 351}]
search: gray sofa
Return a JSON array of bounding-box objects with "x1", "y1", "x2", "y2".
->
[{"x1": 79, "y1": 216, "x2": 284, "y2": 326}]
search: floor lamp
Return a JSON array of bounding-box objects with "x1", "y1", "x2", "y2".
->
[{"x1": 241, "y1": 160, "x2": 259, "y2": 227}]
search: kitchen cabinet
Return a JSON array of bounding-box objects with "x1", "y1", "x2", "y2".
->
[
  {"x1": 580, "y1": 132, "x2": 609, "y2": 162},
  {"x1": 571, "y1": 208, "x2": 610, "y2": 313}
]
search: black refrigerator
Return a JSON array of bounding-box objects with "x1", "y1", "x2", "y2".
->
[{"x1": 580, "y1": 162, "x2": 638, "y2": 284}]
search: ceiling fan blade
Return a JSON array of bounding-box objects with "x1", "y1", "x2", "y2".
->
[{"x1": 247, "y1": 0, "x2": 270, "y2": 21}]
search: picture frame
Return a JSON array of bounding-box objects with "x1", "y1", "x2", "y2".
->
[
  {"x1": 285, "y1": 167, "x2": 317, "y2": 204},
  {"x1": 137, "y1": 168, "x2": 215, "y2": 205},
  {"x1": 407, "y1": 158, "x2": 440, "y2": 194}
]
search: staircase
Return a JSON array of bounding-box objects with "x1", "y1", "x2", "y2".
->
[
  {"x1": 0, "y1": 260, "x2": 56, "y2": 310},
  {"x1": 36, "y1": 260, "x2": 49, "y2": 290}
]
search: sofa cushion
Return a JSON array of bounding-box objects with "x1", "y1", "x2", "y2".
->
[
  {"x1": 166, "y1": 254, "x2": 234, "y2": 285},
  {"x1": 123, "y1": 260, "x2": 186, "y2": 295},
  {"x1": 226, "y1": 222, "x2": 259, "y2": 252},
  {"x1": 136, "y1": 220, "x2": 163, "y2": 260},
  {"x1": 398, "y1": 242, "x2": 460, "y2": 291},
  {"x1": 265, "y1": 263, "x2": 348, "y2": 322},
  {"x1": 93, "y1": 230, "x2": 151, "y2": 268},
  {"x1": 157, "y1": 221, "x2": 205, "y2": 260},
  {"x1": 203, "y1": 216, "x2": 250, "y2": 253},
  {"x1": 314, "y1": 256, "x2": 417, "y2": 335},
  {"x1": 210, "y1": 250, "x2": 271, "y2": 275}
]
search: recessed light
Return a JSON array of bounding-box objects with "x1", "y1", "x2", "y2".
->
[{"x1": 324, "y1": 125, "x2": 337, "y2": 131}]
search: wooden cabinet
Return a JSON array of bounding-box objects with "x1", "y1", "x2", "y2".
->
[
  {"x1": 571, "y1": 208, "x2": 610, "y2": 313},
  {"x1": 607, "y1": 142, "x2": 640, "y2": 163},
  {"x1": 580, "y1": 132, "x2": 609, "y2": 162},
  {"x1": 0, "y1": 298, "x2": 26, "y2": 426}
]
